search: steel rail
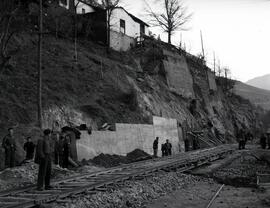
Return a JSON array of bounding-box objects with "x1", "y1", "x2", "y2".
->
[{"x1": 0, "y1": 145, "x2": 234, "y2": 208}]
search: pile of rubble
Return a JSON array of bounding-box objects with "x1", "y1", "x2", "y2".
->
[
  {"x1": 0, "y1": 162, "x2": 38, "y2": 190},
  {"x1": 54, "y1": 171, "x2": 213, "y2": 208},
  {"x1": 91, "y1": 149, "x2": 152, "y2": 168}
]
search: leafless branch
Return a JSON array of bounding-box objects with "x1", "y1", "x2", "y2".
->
[{"x1": 144, "y1": 0, "x2": 192, "y2": 44}]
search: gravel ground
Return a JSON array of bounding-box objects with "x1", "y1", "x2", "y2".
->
[
  {"x1": 0, "y1": 161, "x2": 103, "y2": 191},
  {"x1": 213, "y1": 150, "x2": 270, "y2": 187},
  {"x1": 53, "y1": 171, "x2": 213, "y2": 208}
]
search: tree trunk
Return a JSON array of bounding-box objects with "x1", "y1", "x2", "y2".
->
[
  {"x1": 73, "y1": 1, "x2": 78, "y2": 63},
  {"x1": 106, "y1": 10, "x2": 110, "y2": 51},
  {"x1": 168, "y1": 31, "x2": 171, "y2": 44},
  {"x1": 74, "y1": 14, "x2": 78, "y2": 63}
]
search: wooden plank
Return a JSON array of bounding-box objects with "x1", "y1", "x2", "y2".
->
[{"x1": 0, "y1": 196, "x2": 32, "y2": 202}]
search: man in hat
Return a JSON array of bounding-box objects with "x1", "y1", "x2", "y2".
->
[
  {"x1": 23, "y1": 137, "x2": 35, "y2": 160},
  {"x1": 165, "y1": 139, "x2": 172, "y2": 156},
  {"x1": 2, "y1": 128, "x2": 16, "y2": 168},
  {"x1": 36, "y1": 129, "x2": 53, "y2": 191}
]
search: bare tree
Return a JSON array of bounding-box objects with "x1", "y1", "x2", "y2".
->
[
  {"x1": 145, "y1": 0, "x2": 192, "y2": 44},
  {"x1": 0, "y1": 0, "x2": 21, "y2": 70},
  {"x1": 101, "y1": 0, "x2": 121, "y2": 49}
]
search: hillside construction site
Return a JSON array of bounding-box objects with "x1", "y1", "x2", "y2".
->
[{"x1": 1, "y1": 1, "x2": 270, "y2": 208}]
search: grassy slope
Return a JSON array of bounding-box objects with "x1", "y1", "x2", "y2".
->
[{"x1": 0, "y1": 33, "x2": 151, "y2": 135}]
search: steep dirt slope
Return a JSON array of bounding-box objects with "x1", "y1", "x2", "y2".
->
[{"x1": 0, "y1": 29, "x2": 263, "y2": 169}]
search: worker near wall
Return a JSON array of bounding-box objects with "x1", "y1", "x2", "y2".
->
[
  {"x1": 62, "y1": 133, "x2": 71, "y2": 168},
  {"x1": 35, "y1": 129, "x2": 53, "y2": 191},
  {"x1": 267, "y1": 130, "x2": 270, "y2": 149},
  {"x1": 161, "y1": 143, "x2": 166, "y2": 156},
  {"x1": 51, "y1": 130, "x2": 61, "y2": 166},
  {"x1": 260, "y1": 133, "x2": 267, "y2": 149},
  {"x1": 153, "y1": 137, "x2": 159, "y2": 157},
  {"x1": 2, "y1": 128, "x2": 16, "y2": 168},
  {"x1": 23, "y1": 137, "x2": 35, "y2": 160},
  {"x1": 165, "y1": 139, "x2": 172, "y2": 156}
]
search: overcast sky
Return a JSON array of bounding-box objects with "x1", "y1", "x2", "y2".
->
[{"x1": 121, "y1": 0, "x2": 270, "y2": 82}]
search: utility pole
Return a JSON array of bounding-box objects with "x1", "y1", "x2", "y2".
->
[
  {"x1": 179, "y1": 33, "x2": 182, "y2": 49},
  {"x1": 37, "y1": 0, "x2": 43, "y2": 129},
  {"x1": 200, "y1": 30, "x2": 205, "y2": 59},
  {"x1": 213, "y1": 52, "x2": 216, "y2": 74}
]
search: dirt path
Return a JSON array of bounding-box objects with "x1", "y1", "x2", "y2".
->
[{"x1": 146, "y1": 181, "x2": 270, "y2": 208}]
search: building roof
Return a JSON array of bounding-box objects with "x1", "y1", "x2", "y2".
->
[
  {"x1": 78, "y1": 1, "x2": 149, "y2": 27},
  {"x1": 125, "y1": 9, "x2": 150, "y2": 27}
]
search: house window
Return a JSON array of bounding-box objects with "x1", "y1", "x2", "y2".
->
[
  {"x1": 120, "y1": 19, "x2": 126, "y2": 34},
  {"x1": 140, "y1": 24, "x2": 145, "y2": 35},
  {"x1": 82, "y1": 8, "x2": 85, "y2": 14},
  {"x1": 60, "y1": 0, "x2": 68, "y2": 6}
]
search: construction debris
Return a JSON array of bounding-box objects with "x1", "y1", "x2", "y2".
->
[{"x1": 91, "y1": 149, "x2": 152, "y2": 168}]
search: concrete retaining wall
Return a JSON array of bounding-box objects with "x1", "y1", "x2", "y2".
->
[
  {"x1": 77, "y1": 116, "x2": 184, "y2": 160},
  {"x1": 110, "y1": 31, "x2": 135, "y2": 51},
  {"x1": 208, "y1": 71, "x2": 217, "y2": 91}
]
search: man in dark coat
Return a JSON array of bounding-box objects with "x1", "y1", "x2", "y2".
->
[
  {"x1": 237, "y1": 129, "x2": 245, "y2": 150},
  {"x1": 23, "y1": 137, "x2": 35, "y2": 160},
  {"x1": 153, "y1": 137, "x2": 159, "y2": 157},
  {"x1": 36, "y1": 129, "x2": 53, "y2": 191},
  {"x1": 2, "y1": 128, "x2": 16, "y2": 168},
  {"x1": 165, "y1": 139, "x2": 172, "y2": 156},
  {"x1": 51, "y1": 131, "x2": 61, "y2": 166},
  {"x1": 62, "y1": 133, "x2": 71, "y2": 169},
  {"x1": 260, "y1": 133, "x2": 267, "y2": 149},
  {"x1": 161, "y1": 143, "x2": 166, "y2": 157}
]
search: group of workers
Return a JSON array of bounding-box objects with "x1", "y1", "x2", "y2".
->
[
  {"x1": 35, "y1": 128, "x2": 74, "y2": 190},
  {"x1": 1, "y1": 126, "x2": 74, "y2": 191},
  {"x1": 153, "y1": 137, "x2": 172, "y2": 157},
  {"x1": 236, "y1": 128, "x2": 270, "y2": 150},
  {"x1": 236, "y1": 129, "x2": 253, "y2": 150}
]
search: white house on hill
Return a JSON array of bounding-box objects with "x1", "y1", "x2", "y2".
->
[{"x1": 59, "y1": 0, "x2": 150, "y2": 51}]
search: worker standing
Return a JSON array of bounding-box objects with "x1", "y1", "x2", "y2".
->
[
  {"x1": 36, "y1": 129, "x2": 53, "y2": 191},
  {"x1": 237, "y1": 129, "x2": 245, "y2": 150},
  {"x1": 161, "y1": 143, "x2": 166, "y2": 157},
  {"x1": 51, "y1": 131, "x2": 61, "y2": 166},
  {"x1": 23, "y1": 137, "x2": 35, "y2": 160},
  {"x1": 165, "y1": 139, "x2": 172, "y2": 156},
  {"x1": 2, "y1": 128, "x2": 16, "y2": 168},
  {"x1": 153, "y1": 137, "x2": 159, "y2": 157},
  {"x1": 62, "y1": 133, "x2": 71, "y2": 169},
  {"x1": 260, "y1": 133, "x2": 267, "y2": 149}
]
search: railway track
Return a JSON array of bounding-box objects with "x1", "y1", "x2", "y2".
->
[{"x1": 0, "y1": 145, "x2": 235, "y2": 208}]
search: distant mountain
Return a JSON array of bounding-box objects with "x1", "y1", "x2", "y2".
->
[
  {"x1": 234, "y1": 81, "x2": 270, "y2": 111},
  {"x1": 246, "y1": 74, "x2": 270, "y2": 91}
]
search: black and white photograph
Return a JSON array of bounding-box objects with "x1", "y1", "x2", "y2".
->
[{"x1": 0, "y1": 0, "x2": 270, "y2": 207}]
